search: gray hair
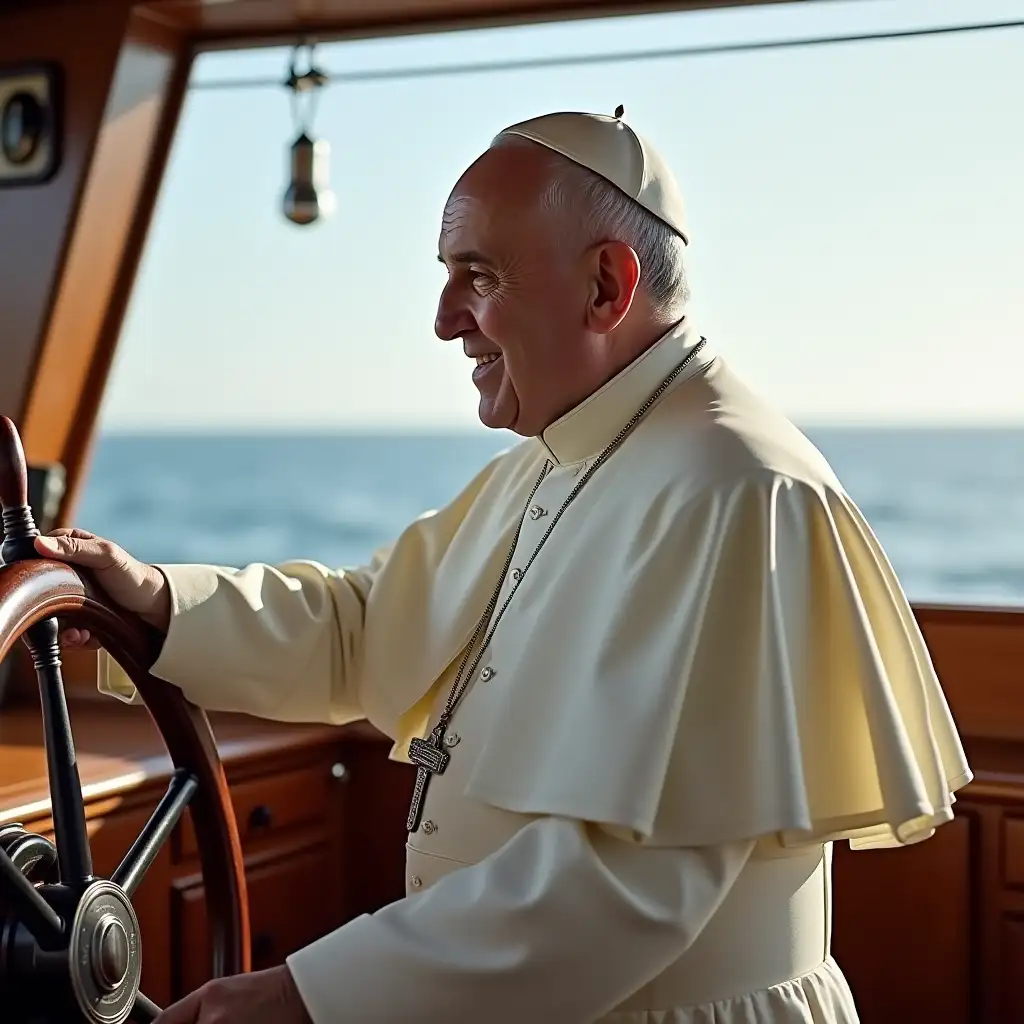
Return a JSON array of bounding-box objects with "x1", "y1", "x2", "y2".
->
[{"x1": 493, "y1": 135, "x2": 690, "y2": 320}]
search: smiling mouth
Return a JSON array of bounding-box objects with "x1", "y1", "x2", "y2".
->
[{"x1": 471, "y1": 352, "x2": 504, "y2": 386}]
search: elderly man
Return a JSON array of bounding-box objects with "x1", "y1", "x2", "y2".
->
[{"x1": 43, "y1": 110, "x2": 970, "y2": 1023}]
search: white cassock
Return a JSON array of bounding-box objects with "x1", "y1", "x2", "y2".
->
[{"x1": 99, "y1": 321, "x2": 971, "y2": 1023}]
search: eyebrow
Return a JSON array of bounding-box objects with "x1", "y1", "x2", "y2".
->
[{"x1": 437, "y1": 249, "x2": 493, "y2": 267}]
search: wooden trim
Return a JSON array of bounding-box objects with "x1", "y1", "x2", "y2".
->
[
  {"x1": 0, "y1": 0, "x2": 831, "y2": 50},
  {"x1": 913, "y1": 606, "x2": 1024, "y2": 751},
  {"x1": 916, "y1": 604, "x2": 1024, "y2": 627},
  {"x1": 56, "y1": 33, "x2": 195, "y2": 522},
  {"x1": 0, "y1": 2, "x2": 192, "y2": 520},
  {"x1": 176, "y1": 0, "x2": 793, "y2": 48},
  {"x1": 0, "y1": 0, "x2": 134, "y2": 425},
  {"x1": 12, "y1": 15, "x2": 193, "y2": 522}
]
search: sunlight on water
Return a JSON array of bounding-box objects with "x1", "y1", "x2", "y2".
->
[{"x1": 77, "y1": 429, "x2": 1024, "y2": 607}]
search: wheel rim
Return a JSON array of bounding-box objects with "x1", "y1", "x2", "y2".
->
[{"x1": 0, "y1": 416, "x2": 250, "y2": 1022}]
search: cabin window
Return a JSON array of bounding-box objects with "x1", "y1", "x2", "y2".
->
[{"x1": 78, "y1": 1, "x2": 1023, "y2": 607}]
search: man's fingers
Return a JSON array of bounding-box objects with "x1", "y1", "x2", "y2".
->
[
  {"x1": 60, "y1": 628, "x2": 95, "y2": 648},
  {"x1": 152, "y1": 986, "x2": 205, "y2": 1024},
  {"x1": 34, "y1": 532, "x2": 120, "y2": 569}
]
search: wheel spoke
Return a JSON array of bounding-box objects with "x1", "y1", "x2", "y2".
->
[
  {"x1": 130, "y1": 990, "x2": 163, "y2": 1021},
  {"x1": 112, "y1": 769, "x2": 198, "y2": 896},
  {"x1": 0, "y1": 844, "x2": 64, "y2": 948},
  {"x1": 23, "y1": 617, "x2": 94, "y2": 886}
]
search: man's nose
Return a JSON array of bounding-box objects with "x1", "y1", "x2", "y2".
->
[{"x1": 435, "y1": 290, "x2": 476, "y2": 342}]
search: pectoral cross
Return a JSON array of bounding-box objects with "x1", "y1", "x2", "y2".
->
[{"x1": 406, "y1": 723, "x2": 451, "y2": 833}]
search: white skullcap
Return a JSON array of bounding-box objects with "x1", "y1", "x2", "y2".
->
[{"x1": 493, "y1": 107, "x2": 689, "y2": 244}]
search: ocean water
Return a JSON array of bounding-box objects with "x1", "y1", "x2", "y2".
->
[{"x1": 75, "y1": 429, "x2": 1024, "y2": 607}]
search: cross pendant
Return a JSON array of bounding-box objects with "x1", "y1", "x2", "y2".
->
[{"x1": 406, "y1": 722, "x2": 451, "y2": 833}]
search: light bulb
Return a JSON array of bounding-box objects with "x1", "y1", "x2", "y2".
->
[{"x1": 282, "y1": 132, "x2": 335, "y2": 225}]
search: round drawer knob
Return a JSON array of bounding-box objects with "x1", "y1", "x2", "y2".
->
[
  {"x1": 253, "y1": 932, "x2": 276, "y2": 960},
  {"x1": 248, "y1": 805, "x2": 273, "y2": 829}
]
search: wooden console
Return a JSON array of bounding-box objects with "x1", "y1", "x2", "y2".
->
[{"x1": 832, "y1": 606, "x2": 1024, "y2": 1024}]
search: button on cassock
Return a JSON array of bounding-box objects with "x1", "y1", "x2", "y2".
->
[
  {"x1": 421, "y1": 820, "x2": 437, "y2": 834},
  {"x1": 480, "y1": 667, "x2": 494, "y2": 681},
  {"x1": 410, "y1": 875, "x2": 422, "y2": 888},
  {"x1": 529, "y1": 504, "x2": 546, "y2": 520}
]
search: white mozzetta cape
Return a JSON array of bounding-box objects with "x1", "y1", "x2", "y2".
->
[{"x1": 99, "y1": 323, "x2": 970, "y2": 852}]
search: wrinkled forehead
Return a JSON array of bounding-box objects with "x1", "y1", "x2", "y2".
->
[
  {"x1": 438, "y1": 143, "x2": 556, "y2": 256},
  {"x1": 438, "y1": 192, "x2": 498, "y2": 252}
]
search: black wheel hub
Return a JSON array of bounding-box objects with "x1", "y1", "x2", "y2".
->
[
  {"x1": 68, "y1": 880, "x2": 143, "y2": 1023},
  {"x1": 0, "y1": 853, "x2": 143, "y2": 1024}
]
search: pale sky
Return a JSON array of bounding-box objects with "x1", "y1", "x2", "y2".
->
[{"x1": 98, "y1": 0, "x2": 1024, "y2": 431}]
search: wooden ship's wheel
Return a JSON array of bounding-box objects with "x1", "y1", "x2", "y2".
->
[{"x1": 0, "y1": 416, "x2": 250, "y2": 1023}]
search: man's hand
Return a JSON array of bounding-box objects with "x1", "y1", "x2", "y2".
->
[
  {"x1": 152, "y1": 965, "x2": 313, "y2": 1023},
  {"x1": 33, "y1": 528, "x2": 171, "y2": 646}
]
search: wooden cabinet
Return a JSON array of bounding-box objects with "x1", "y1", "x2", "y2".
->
[
  {"x1": 176, "y1": 763, "x2": 338, "y2": 862},
  {"x1": 825, "y1": 608, "x2": 1024, "y2": 1024},
  {"x1": 1003, "y1": 916, "x2": 1024, "y2": 1023},
  {"x1": 832, "y1": 811, "x2": 974, "y2": 1024},
  {"x1": 1005, "y1": 817, "x2": 1024, "y2": 887},
  {"x1": 823, "y1": 785, "x2": 1024, "y2": 1024},
  {"x1": 173, "y1": 839, "x2": 338, "y2": 994}
]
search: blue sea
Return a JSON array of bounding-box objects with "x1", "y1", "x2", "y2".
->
[{"x1": 76, "y1": 429, "x2": 1024, "y2": 607}]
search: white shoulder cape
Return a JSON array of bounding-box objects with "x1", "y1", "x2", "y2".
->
[{"x1": 455, "y1": 469, "x2": 971, "y2": 850}]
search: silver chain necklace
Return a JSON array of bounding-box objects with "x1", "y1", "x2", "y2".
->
[{"x1": 406, "y1": 337, "x2": 708, "y2": 832}]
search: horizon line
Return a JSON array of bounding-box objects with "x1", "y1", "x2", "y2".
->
[{"x1": 97, "y1": 422, "x2": 1024, "y2": 437}]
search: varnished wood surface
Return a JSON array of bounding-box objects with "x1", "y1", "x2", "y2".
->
[
  {"x1": 834, "y1": 814, "x2": 976, "y2": 1023},
  {"x1": 827, "y1": 605, "x2": 1024, "y2": 1024},
  {"x1": 17, "y1": 24, "x2": 192, "y2": 513},
  {"x1": 150, "y1": 0, "x2": 790, "y2": 46},
  {"x1": 915, "y1": 605, "x2": 1024, "y2": 750},
  {"x1": 0, "y1": 1, "x2": 156, "y2": 422},
  {"x1": 9, "y1": 0, "x2": 793, "y2": 46},
  {"x1": 0, "y1": 700, "x2": 362, "y2": 826},
  {"x1": 0, "y1": 1, "x2": 191, "y2": 522}
]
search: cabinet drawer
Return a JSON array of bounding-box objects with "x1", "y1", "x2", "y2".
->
[
  {"x1": 1004, "y1": 816, "x2": 1024, "y2": 887},
  {"x1": 247, "y1": 844, "x2": 340, "y2": 973},
  {"x1": 177, "y1": 764, "x2": 333, "y2": 860},
  {"x1": 173, "y1": 842, "x2": 339, "y2": 997}
]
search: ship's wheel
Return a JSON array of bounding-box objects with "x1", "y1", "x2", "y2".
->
[{"x1": 0, "y1": 416, "x2": 250, "y2": 1023}]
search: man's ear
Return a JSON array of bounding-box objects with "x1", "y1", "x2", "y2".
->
[{"x1": 583, "y1": 241, "x2": 641, "y2": 333}]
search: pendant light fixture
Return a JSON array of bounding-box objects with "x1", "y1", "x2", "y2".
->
[{"x1": 281, "y1": 41, "x2": 334, "y2": 226}]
